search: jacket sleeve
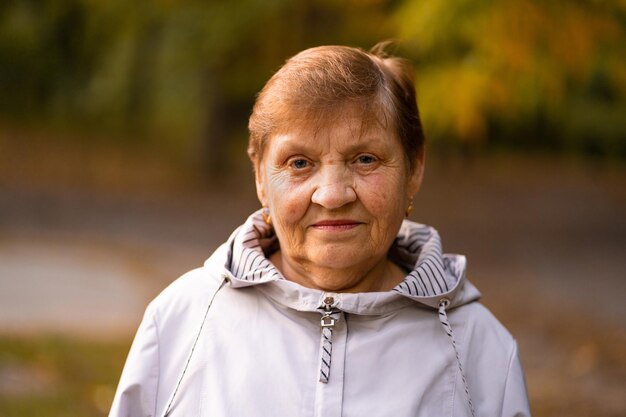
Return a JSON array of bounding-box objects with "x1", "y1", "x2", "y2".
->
[
  {"x1": 501, "y1": 342, "x2": 532, "y2": 417},
  {"x1": 109, "y1": 303, "x2": 160, "y2": 417}
]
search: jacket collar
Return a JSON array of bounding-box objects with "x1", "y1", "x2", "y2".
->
[{"x1": 208, "y1": 210, "x2": 480, "y2": 314}]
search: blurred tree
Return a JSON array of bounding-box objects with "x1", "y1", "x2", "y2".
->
[
  {"x1": 0, "y1": 0, "x2": 395, "y2": 176},
  {"x1": 393, "y1": 0, "x2": 626, "y2": 155},
  {"x1": 0, "y1": 0, "x2": 111, "y2": 121},
  {"x1": 8, "y1": 0, "x2": 623, "y2": 167}
]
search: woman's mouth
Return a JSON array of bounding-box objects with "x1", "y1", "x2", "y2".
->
[{"x1": 312, "y1": 220, "x2": 362, "y2": 231}]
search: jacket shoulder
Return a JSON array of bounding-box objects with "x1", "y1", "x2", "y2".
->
[
  {"x1": 455, "y1": 301, "x2": 516, "y2": 348},
  {"x1": 455, "y1": 302, "x2": 530, "y2": 415},
  {"x1": 449, "y1": 302, "x2": 530, "y2": 415}
]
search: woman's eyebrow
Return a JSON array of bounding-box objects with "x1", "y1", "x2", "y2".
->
[
  {"x1": 343, "y1": 134, "x2": 388, "y2": 152},
  {"x1": 273, "y1": 141, "x2": 316, "y2": 155}
]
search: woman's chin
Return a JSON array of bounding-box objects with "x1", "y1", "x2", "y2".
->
[{"x1": 307, "y1": 248, "x2": 370, "y2": 270}]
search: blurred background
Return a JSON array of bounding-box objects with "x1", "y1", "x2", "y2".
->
[{"x1": 0, "y1": 0, "x2": 625, "y2": 416}]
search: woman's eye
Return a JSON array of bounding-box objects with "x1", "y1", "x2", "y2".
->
[
  {"x1": 356, "y1": 155, "x2": 376, "y2": 164},
  {"x1": 290, "y1": 158, "x2": 309, "y2": 169}
]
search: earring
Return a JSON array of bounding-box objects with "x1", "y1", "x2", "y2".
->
[
  {"x1": 405, "y1": 201, "x2": 414, "y2": 217},
  {"x1": 262, "y1": 206, "x2": 272, "y2": 225}
]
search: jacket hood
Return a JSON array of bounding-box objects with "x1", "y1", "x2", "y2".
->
[{"x1": 209, "y1": 209, "x2": 480, "y2": 314}]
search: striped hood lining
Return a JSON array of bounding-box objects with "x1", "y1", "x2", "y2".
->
[
  {"x1": 226, "y1": 209, "x2": 462, "y2": 299},
  {"x1": 227, "y1": 211, "x2": 282, "y2": 284}
]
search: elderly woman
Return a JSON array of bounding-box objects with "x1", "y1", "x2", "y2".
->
[{"x1": 109, "y1": 45, "x2": 530, "y2": 417}]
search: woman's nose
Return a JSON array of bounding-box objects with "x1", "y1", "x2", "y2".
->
[{"x1": 311, "y1": 167, "x2": 357, "y2": 209}]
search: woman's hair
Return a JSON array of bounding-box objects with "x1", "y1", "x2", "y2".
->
[{"x1": 248, "y1": 43, "x2": 424, "y2": 172}]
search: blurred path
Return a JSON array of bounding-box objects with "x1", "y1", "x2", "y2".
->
[
  {"x1": 0, "y1": 175, "x2": 259, "y2": 336},
  {"x1": 418, "y1": 154, "x2": 626, "y2": 323},
  {"x1": 0, "y1": 236, "x2": 147, "y2": 336}
]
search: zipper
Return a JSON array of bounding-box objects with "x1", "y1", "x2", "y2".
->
[{"x1": 318, "y1": 295, "x2": 340, "y2": 383}]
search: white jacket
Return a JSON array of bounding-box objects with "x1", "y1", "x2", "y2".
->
[{"x1": 109, "y1": 211, "x2": 531, "y2": 417}]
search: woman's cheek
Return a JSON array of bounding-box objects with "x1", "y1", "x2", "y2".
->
[
  {"x1": 267, "y1": 172, "x2": 294, "y2": 201},
  {"x1": 359, "y1": 172, "x2": 399, "y2": 202},
  {"x1": 288, "y1": 183, "x2": 313, "y2": 215},
  {"x1": 363, "y1": 176, "x2": 406, "y2": 232},
  {"x1": 270, "y1": 177, "x2": 310, "y2": 217}
]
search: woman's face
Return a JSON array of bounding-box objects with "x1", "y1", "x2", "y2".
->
[{"x1": 256, "y1": 111, "x2": 423, "y2": 291}]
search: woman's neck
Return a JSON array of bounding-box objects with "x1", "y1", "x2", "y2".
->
[{"x1": 269, "y1": 250, "x2": 406, "y2": 293}]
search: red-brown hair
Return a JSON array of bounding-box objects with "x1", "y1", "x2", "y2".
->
[{"x1": 248, "y1": 43, "x2": 424, "y2": 172}]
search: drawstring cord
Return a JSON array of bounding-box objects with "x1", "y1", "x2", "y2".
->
[
  {"x1": 162, "y1": 275, "x2": 227, "y2": 417},
  {"x1": 438, "y1": 298, "x2": 477, "y2": 417}
]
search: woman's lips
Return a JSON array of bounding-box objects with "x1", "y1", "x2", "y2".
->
[{"x1": 311, "y1": 220, "x2": 362, "y2": 231}]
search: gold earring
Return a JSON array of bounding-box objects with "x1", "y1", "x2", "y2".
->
[
  {"x1": 262, "y1": 206, "x2": 272, "y2": 225},
  {"x1": 405, "y1": 201, "x2": 414, "y2": 217}
]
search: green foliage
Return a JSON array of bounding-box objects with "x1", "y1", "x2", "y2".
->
[
  {"x1": 0, "y1": 0, "x2": 395, "y2": 166},
  {"x1": 1, "y1": 0, "x2": 624, "y2": 160},
  {"x1": 394, "y1": 0, "x2": 626, "y2": 154},
  {"x1": 0, "y1": 0, "x2": 125, "y2": 120}
]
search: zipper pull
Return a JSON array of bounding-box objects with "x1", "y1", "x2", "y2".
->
[
  {"x1": 320, "y1": 296, "x2": 335, "y2": 328},
  {"x1": 318, "y1": 295, "x2": 339, "y2": 383}
]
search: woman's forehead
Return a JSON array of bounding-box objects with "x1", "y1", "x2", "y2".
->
[{"x1": 273, "y1": 101, "x2": 393, "y2": 140}]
